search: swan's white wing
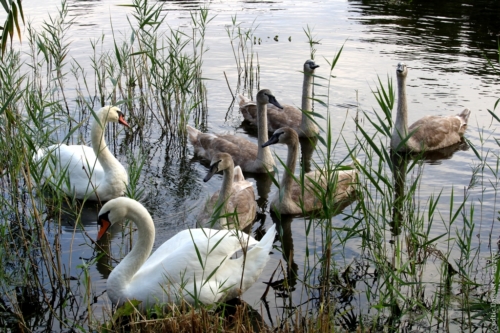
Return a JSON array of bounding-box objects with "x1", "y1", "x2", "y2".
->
[
  {"x1": 139, "y1": 228, "x2": 257, "y2": 273},
  {"x1": 127, "y1": 228, "x2": 259, "y2": 304},
  {"x1": 184, "y1": 224, "x2": 276, "y2": 303},
  {"x1": 37, "y1": 144, "x2": 105, "y2": 197}
]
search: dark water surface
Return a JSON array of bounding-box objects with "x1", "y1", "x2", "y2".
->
[{"x1": 3, "y1": 0, "x2": 500, "y2": 331}]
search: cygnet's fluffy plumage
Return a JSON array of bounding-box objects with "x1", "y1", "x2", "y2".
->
[
  {"x1": 391, "y1": 62, "x2": 470, "y2": 152},
  {"x1": 187, "y1": 89, "x2": 282, "y2": 173},
  {"x1": 239, "y1": 59, "x2": 320, "y2": 137},
  {"x1": 263, "y1": 127, "x2": 358, "y2": 215},
  {"x1": 198, "y1": 153, "x2": 257, "y2": 230}
]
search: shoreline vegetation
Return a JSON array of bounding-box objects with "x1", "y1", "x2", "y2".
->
[{"x1": 0, "y1": 0, "x2": 499, "y2": 332}]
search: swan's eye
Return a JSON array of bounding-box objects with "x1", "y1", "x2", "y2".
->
[{"x1": 98, "y1": 211, "x2": 111, "y2": 226}]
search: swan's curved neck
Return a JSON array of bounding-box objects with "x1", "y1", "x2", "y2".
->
[
  {"x1": 257, "y1": 102, "x2": 273, "y2": 167},
  {"x1": 91, "y1": 113, "x2": 120, "y2": 174},
  {"x1": 107, "y1": 203, "x2": 155, "y2": 299},
  {"x1": 300, "y1": 71, "x2": 315, "y2": 133},
  {"x1": 392, "y1": 74, "x2": 409, "y2": 148},
  {"x1": 217, "y1": 166, "x2": 234, "y2": 225},
  {"x1": 281, "y1": 139, "x2": 299, "y2": 201}
]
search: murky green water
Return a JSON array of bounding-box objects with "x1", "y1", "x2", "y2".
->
[{"x1": 2, "y1": 0, "x2": 500, "y2": 331}]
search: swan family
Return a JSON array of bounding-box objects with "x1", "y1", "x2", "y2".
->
[{"x1": 35, "y1": 58, "x2": 471, "y2": 312}]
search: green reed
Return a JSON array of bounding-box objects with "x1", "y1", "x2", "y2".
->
[
  {"x1": 225, "y1": 15, "x2": 260, "y2": 99},
  {"x1": 0, "y1": 0, "x2": 211, "y2": 329}
]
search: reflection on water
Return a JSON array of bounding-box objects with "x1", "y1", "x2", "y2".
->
[
  {"x1": 298, "y1": 135, "x2": 318, "y2": 173},
  {"x1": 59, "y1": 200, "x2": 101, "y2": 233},
  {"x1": 348, "y1": 0, "x2": 500, "y2": 76}
]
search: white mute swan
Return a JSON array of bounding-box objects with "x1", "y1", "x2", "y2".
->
[
  {"x1": 198, "y1": 152, "x2": 257, "y2": 230},
  {"x1": 97, "y1": 197, "x2": 275, "y2": 308},
  {"x1": 36, "y1": 106, "x2": 129, "y2": 201},
  {"x1": 391, "y1": 62, "x2": 471, "y2": 152},
  {"x1": 239, "y1": 60, "x2": 320, "y2": 137},
  {"x1": 187, "y1": 89, "x2": 282, "y2": 173},
  {"x1": 262, "y1": 127, "x2": 357, "y2": 215}
]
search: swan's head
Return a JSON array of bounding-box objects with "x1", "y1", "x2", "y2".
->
[
  {"x1": 262, "y1": 127, "x2": 298, "y2": 147},
  {"x1": 304, "y1": 59, "x2": 320, "y2": 73},
  {"x1": 396, "y1": 62, "x2": 408, "y2": 77},
  {"x1": 99, "y1": 106, "x2": 130, "y2": 128},
  {"x1": 257, "y1": 89, "x2": 283, "y2": 110},
  {"x1": 204, "y1": 153, "x2": 234, "y2": 182},
  {"x1": 97, "y1": 197, "x2": 135, "y2": 240}
]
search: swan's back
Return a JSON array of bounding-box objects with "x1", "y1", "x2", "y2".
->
[
  {"x1": 303, "y1": 168, "x2": 357, "y2": 208},
  {"x1": 140, "y1": 228, "x2": 257, "y2": 271},
  {"x1": 408, "y1": 108, "x2": 471, "y2": 151},
  {"x1": 239, "y1": 95, "x2": 302, "y2": 133},
  {"x1": 127, "y1": 227, "x2": 271, "y2": 305},
  {"x1": 36, "y1": 144, "x2": 105, "y2": 199},
  {"x1": 197, "y1": 179, "x2": 256, "y2": 230},
  {"x1": 274, "y1": 165, "x2": 358, "y2": 215},
  {"x1": 186, "y1": 125, "x2": 266, "y2": 173}
]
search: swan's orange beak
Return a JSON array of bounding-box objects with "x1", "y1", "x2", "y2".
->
[
  {"x1": 118, "y1": 113, "x2": 130, "y2": 128},
  {"x1": 97, "y1": 218, "x2": 111, "y2": 241}
]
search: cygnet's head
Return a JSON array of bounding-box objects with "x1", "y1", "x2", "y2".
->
[
  {"x1": 204, "y1": 152, "x2": 234, "y2": 182},
  {"x1": 262, "y1": 127, "x2": 298, "y2": 147},
  {"x1": 396, "y1": 62, "x2": 408, "y2": 77},
  {"x1": 304, "y1": 59, "x2": 320, "y2": 73},
  {"x1": 256, "y1": 89, "x2": 283, "y2": 109}
]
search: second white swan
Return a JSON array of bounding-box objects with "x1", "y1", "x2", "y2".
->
[{"x1": 97, "y1": 197, "x2": 275, "y2": 308}]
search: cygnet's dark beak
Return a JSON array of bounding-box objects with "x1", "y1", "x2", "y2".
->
[
  {"x1": 262, "y1": 132, "x2": 282, "y2": 147},
  {"x1": 204, "y1": 160, "x2": 221, "y2": 182},
  {"x1": 268, "y1": 95, "x2": 283, "y2": 110}
]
